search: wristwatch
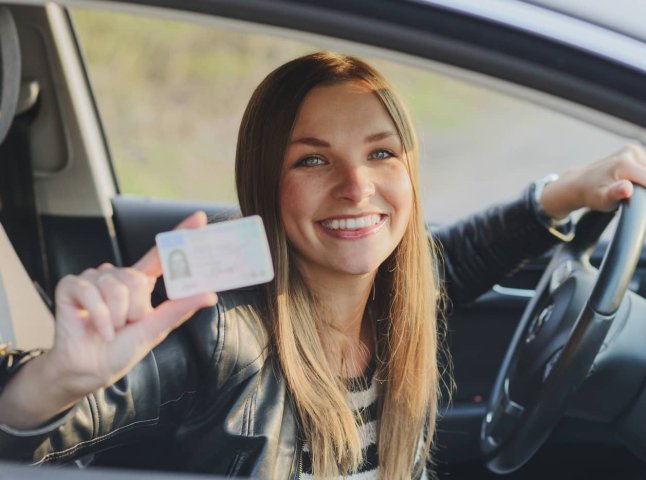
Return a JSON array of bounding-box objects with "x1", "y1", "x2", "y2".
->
[{"x1": 531, "y1": 173, "x2": 575, "y2": 242}]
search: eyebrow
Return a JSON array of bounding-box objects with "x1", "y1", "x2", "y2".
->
[{"x1": 289, "y1": 131, "x2": 398, "y2": 146}]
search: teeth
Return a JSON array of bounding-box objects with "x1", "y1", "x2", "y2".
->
[{"x1": 322, "y1": 215, "x2": 382, "y2": 230}]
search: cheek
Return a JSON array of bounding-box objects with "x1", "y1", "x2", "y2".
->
[
  {"x1": 279, "y1": 174, "x2": 317, "y2": 239},
  {"x1": 385, "y1": 164, "x2": 414, "y2": 223}
]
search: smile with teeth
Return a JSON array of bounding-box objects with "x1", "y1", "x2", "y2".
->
[{"x1": 320, "y1": 214, "x2": 383, "y2": 230}]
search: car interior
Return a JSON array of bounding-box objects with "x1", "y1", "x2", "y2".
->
[{"x1": 1, "y1": 1, "x2": 646, "y2": 479}]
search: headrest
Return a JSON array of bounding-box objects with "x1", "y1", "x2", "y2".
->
[{"x1": 0, "y1": 6, "x2": 21, "y2": 145}]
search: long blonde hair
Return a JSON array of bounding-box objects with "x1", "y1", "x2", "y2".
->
[{"x1": 236, "y1": 52, "x2": 442, "y2": 479}]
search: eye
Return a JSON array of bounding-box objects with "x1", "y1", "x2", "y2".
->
[
  {"x1": 296, "y1": 155, "x2": 326, "y2": 167},
  {"x1": 369, "y1": 149, "x2": 394, "y2": 160}
]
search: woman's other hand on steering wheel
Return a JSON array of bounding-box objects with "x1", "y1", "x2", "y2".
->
[{"x1": 542, "y1": 144, "x2": 646, "y2": 220}]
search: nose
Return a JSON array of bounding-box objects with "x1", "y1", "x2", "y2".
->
[{"x1": 335, "y1": 164, "x2": 376, "y2": 202}]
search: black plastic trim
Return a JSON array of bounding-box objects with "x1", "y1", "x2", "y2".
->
[
  {"x1": 111, "y1": 195, "x2": 238, "y2": 266},
  {"x1": 41, "y1": 214, "x2": 118, "y2": 286}
]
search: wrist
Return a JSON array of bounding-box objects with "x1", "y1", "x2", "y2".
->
[
  {"x1": 540, "y1": 170, "x2": 583, "y2": 219},
  {"x1": 43, "y1": 350, "x2": 95, "y2": 402},
  {"x1": 0, "y1": 352, "x2": 80, "y2": 429},
  {"x1": 26, "y1": 351, "x2": 85, "y2": 416},
  {"x1": 530, "y1": 174, "x2": 575, "y2": 242}
]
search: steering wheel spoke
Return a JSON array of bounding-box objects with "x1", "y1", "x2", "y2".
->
[{"x1": 483, "y1": 378, "x2": 526, "y2": 453}]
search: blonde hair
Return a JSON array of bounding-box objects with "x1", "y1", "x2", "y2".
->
[{"x1": 236, "y1": 52, "x2": 442, "y2": 479}]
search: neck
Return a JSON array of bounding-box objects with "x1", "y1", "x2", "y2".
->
[
  {"x1": 303, "y1": 270, "x2": 373, "y2": 336},
  {"x1": 298, "y1": 265, "x2": 376, "y2": 377}
]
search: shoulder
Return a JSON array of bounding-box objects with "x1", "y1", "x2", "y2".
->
[{"x1": 184, "y1": 287, "x2": 271, "y2": 391}]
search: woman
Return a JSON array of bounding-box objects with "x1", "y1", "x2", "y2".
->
[{"x1": 1, "y1": 52, "x2": 645, "y2": 479}]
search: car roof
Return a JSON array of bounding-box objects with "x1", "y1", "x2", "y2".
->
[
  {"x1": 526, "y1": 0, "x2": 646, "y2": 43},
  {"x1": 414, "y1": 0, "x2": 646, "y2": 73}
]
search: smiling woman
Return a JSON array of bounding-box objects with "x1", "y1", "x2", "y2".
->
[
  {"x1": 3, "y1": 3, "x2": 646, "y2": 479},
  {"x1": 2, "y1": 43, "x2": 646, "y2": 478},
  {"x1": 234, "y1": 53, "x2": 439, "y2": 478}
]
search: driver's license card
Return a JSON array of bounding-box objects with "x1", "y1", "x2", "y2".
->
[{"x1": 155, "y1": 215, "x2": 274, "y2": 299}]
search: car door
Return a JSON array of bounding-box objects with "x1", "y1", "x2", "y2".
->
[{"x1": 5, "y1": 1, "x2": 646, "y2": 478}]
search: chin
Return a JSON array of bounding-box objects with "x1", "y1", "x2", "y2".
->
[{"x1": 333, "y1": 258, "x2": 383, "y2": 276}]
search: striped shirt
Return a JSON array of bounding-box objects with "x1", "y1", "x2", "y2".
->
[
  {"x1": 301, "y1": 363, "x2": 380, "y2": 479},
  {"x1": 300, "y1": 363, "x2": 429, "y2": 479}
]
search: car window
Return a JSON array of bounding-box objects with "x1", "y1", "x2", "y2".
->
[{"x1": 72, "y1": 7, "x2": 630, "y2": 225}]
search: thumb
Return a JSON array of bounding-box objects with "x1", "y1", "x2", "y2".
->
[{"x1": 607, "y1": 179, "x2": 633, "y2": 203}]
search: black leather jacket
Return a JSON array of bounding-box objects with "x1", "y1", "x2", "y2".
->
[{"x1": 0, "y1": 189, "x2": 562, "y2": 477}]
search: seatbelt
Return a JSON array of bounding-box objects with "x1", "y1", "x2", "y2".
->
[{"x1": 0, "y1": 6, "x2": 20, "y2": 144}]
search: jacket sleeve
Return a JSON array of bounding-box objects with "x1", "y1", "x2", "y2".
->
[
  {"x1": 0, "y1": 303, "x2": 224, "y2": 465},
  {"x1": 433, "y1": 187, "x2": 563, "y2": 307}
]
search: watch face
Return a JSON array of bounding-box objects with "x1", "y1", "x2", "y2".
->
[{"x1": 533, "y1": 174, "x2": 560, "y2": 213}]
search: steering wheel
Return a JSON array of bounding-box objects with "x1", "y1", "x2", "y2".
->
[{"x1": 480, "y1": 185, "x2": 646, "y2": 473}]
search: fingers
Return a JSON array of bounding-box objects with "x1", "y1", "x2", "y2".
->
[
  {"x1": 69, "y1": 264, "x2": 155, "y2": 339},
  {"x1": 562, "y1": 144, "x2": 646, "y2": 214},
  {"x1": 129, "y1": 293, "x2": 218, "y2": 346},
  {"x1": 98, "y1": 268, "x2": 153, "y2": 324},
  {"x1": 56, "y1": 275, "x2": 115, "y2": 342},
  {"x1": 133, "y1": 211, "x2": 208, "y2": 277},
  {"x1": 95, "y1": 273, "x2": 129, "y2": 330},
  {"x1": 596, "y1": 145, "x2": 646, "y2": 209},
  {"x1": 612, "y1": 145, "x2": 646, "y2": 186}
]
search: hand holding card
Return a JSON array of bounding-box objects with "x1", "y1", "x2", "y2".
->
[
  {"x1": 156, "y1": 215, "x2": 275, "y2": 299},
  {"x1": 33, "y1": 211, "x2": 218, "y2": 418}
]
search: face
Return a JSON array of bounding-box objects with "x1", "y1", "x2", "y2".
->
[
  {"x1": 280, "y1": 80, "x2": 413, "y2": 282},
  {"x1": 169, "y1": 250, "x2": 190, "y2": 278}
]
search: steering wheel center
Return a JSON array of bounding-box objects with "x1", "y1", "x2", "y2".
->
[{"x1": 526, "y1": 303, "x2": 554, "y2": 343}]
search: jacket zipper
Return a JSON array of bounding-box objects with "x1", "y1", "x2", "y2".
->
[{"x1": 296, "y1": 440, "x2": 303, "y2": 480}]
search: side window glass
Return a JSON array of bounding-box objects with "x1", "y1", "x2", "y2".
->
[
  {"x1": 73, "y1": 8, "x2": 629, "y2": 225},
  {"x1": 72, "y1": 8, "x2": 314, "y2": 204}
]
